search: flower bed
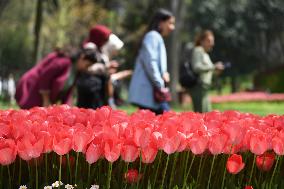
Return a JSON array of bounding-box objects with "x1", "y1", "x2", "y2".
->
[
  {"x1": 211, "y1": 92, "x2": 284, "y2": 103},
  {"x1": 0, "y1": 105, "x2": 284, "y2": 188}
]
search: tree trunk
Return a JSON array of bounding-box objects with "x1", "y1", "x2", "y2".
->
[
  {"x1": 168, "y1": 0, "x2": 186, "y2": 103},
  {"x1": 0, "y1": 0, "x2": 9, "y2": 17},
  {"x1": 33, "y1": 0, "x2": 43, "y2": 63}
]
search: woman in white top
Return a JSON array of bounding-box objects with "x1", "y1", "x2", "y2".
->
[{"x1": 189, "y1": 30, "x2": 224, "y2": 112}]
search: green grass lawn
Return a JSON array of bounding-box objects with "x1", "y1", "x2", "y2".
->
[
  {"x1": 120, "y1": 101, "x2": 284, "y2": 116},
  {"x1": 1, "y1": 100, "x2": 283, "y2": 116}
]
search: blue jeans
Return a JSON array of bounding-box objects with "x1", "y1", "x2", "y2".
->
[
  {"x1": 159, "y1": 101, "x2": 170, "y2": 112},
  {"x1": 135, "y1": 101, "x2": 170, "y2": 115}
]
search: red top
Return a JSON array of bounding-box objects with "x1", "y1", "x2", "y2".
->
[{"x1": 15, "y1": 52, "x2": 72, "y2": 109}]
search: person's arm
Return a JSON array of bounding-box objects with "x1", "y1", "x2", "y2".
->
[
  {"x1": 140, "y1": 32, "x2": 164, "y2": 88},
  {"x1": 110, "y1": 70, "x2": 132, "y2": 81},
  {"x1": 40, "y1": 90, "x2": 51, "y2": 107}
]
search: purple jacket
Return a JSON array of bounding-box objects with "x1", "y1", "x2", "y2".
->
[{"x1": 15, "y1": 52, "x2": 72, "y2": 109}]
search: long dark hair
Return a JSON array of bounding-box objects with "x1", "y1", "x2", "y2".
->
[
  {"x1": 147, "y1": 8, "x2": 173, "y2": 33},
  {"x1": 133, "y1": 8, "x2": 173, "y2": 57}
]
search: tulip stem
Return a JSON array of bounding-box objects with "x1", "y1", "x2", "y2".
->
[
  {"x1": 35, "y1": 159, "x2": 38, "y2": 189},
  {"x1": 123, "y1": 163, "x2": 129, "y2": 189},
  {"x1": 196, "y1": 155, "x2": 204, "y2": 185},
  {"x1": 221, "y1": 155, "x2": 228, "y2": 189},
  {"x1": 222, "y1": 145, "x2": 234, "y2": 189},
  {"x1": 136, "y1": 151, "x2": 143, "y2": 189},
  {"x1": 248, "y1": 155, "x2": 256, "y2": 185},
  {"x1": 153, "y1": 151, "x2": 162, "y2": 187},
  {"x1": 106, "y1": 163, "x2": 112, "y2": 189},
  {"x1": 206, "y1": 155, "x2": 216, "y2": 189},
  {"x1": 169, "y1": 153, "x2": 178, "y2": 189},
  {"x1": 67, "y1": 154, "x2": 72, "y2": 183},
  {"x1": 270, "y1": 155, "x2": 280, "y2": 188},
  {"x1": 88, "y1": 164, "x2": 91, "y2": 185},
  {"x1": 28, "y1": 162, "x2": 32, "y2": 187},
  {"x1": 45, "y1": 153, "x2": 48, "y2": 183},
  {"x1": 0, "y1": 166, "x2": 3, "y2": 188},
  {"x1": 160, "y1": 154, "x2": 170, "y2": 189},
  {"x1": 18, "y1": 159, "x2": 22, "y2": 186},
  {"x1": 183, "y1": 151, "x2": 190, "y2": 183},
  {"x1": 75, "y1": 152, "x2": 79, "y2": 184},
  {"x1": 7, "y1": 165, "x2": 11, "y2": 189},
  {"x1": 59, "y1": 155, "x2": 62, "y2": 189},
  {"x1": 182, "y1": 154, "x2": 196, "y2": 189}
]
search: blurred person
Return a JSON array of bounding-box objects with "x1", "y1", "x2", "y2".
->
[
  {"x1": 128, "y1": 8, "x2": 175, "y2": 114},
  {"x1": 0, "y1": 77, "x2": 2, "y2": 97},
  {"x1": 189, "y1": 30, "x2": 224, "y2": 112},
  {"x1": 74, "y1": 48, "x2": 108, "y2": 109},
  {"x1": 15, "y1": 47, "x2": 96, "y2": 109},
  {"x1": 7, "y1": 73, "x2": 16, "y2": 104},
  {"x1": 84, "y1": 25, "x2": 130, "y2": 108}
]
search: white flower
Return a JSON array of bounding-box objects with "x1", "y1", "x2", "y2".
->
[
  {"x1": 65, "y1": 184, "x2": 74, "y2": 189},
  {"x1": 90, "y1": 185, "x2": 99, "y2": 189},
  {"x1": 52, "y1": 181, "x2": 64, "y2": 187},
  {"x1": 44, "y1": 186, "x2": 52, "y2": 189},
  {"x1": 19, "y1": 185, "x2": 27, "y2": 189}
]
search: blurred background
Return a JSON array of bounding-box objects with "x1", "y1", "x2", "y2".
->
[{"x1": 0, "y1": 0, "x2": 284, "y2": 115}]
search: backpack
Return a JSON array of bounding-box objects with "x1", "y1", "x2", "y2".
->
[{"x1": 179, "y1": 45, "x2": 199, "y2": 88}]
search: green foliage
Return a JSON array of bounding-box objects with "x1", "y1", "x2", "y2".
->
[
  {"x1": 254, "y1": 67, "x2": 284, "y2": 93},
  {"x1": 0, "y1": 0, "x2": 34, "y2": 76},
  {"x1": 1, "y1": 151, "x2": 283, "y2": 188},
  {"x1": 119, "y1": 101, "x2": 284, "y2": 116},
  {"x1": 188, "y1": 0, "x2": 284, "y2": 75}
]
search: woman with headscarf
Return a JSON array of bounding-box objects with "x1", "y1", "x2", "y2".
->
[{"x1": 79, "y1": 25, "x2": 125, "y2": 109}]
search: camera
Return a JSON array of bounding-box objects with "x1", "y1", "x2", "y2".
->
[{"x1": 223, "y1": 62, "x2": 232, "y2": 69}]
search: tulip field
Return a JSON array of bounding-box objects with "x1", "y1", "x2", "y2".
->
[{"x1": 0, "y1": 105, "x2": 284, "y2": 188}]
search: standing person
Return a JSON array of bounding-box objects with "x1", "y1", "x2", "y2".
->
[
  {"x1": 189, "y1": 30, "x2": 224, "y2": 112},
  {"x1": 15, "y1": 48, "x2": 96, "y2": 109},
  {"x1": 128, "y1": 9, "x2": 175, "y2": 114},
  {"x1": 7, "y1": 73, "x2": 16, "y2": 104}
]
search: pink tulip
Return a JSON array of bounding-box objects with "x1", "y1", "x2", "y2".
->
[
  {"x1": 208, "y1": 132, "x2": 228, "y2": 155},
  {"x1": 104, "y1": 140, "x2": 121, "y2": 162},
  {"x1": 141, "y1": 146, "x2": 158, "y2": 163},
  {"x1": 134, "y1": 127, "x2": 152, "y2": 148},
  {"x1": 272, "y1": 130, "x2": 284, "y2": 155},
  {"x1": 161, "y1": 134, "x2": 181, "y2": 155},
  {"x1": 72, "y1": 129, "x2": 93, "y2": 153},
  {"x1": 176, "y1": 132, "x2": 187, "y2": 152},
  {"x1": 17, "y1": 132, "x2": 44, "y2": 161},
  {"x1": 0, "y1": 138, "x2": 17, "y2": 165},
  {"x1": 86, "y1": 142, "x2": 103, "y2": 164},
  {"x1": 249, "y1": 133, "x2": 269, "y2": 155},
  {"x1": 256, "y1": 152, "x2": 275, "y2": 171},
  {"x1": 38, "y1": 131, "x2": 53, "y2": 153},
  {"x1": 244, "y1": 186, "x2": 253, "y2": 189},
  {"x1": 223, "y1": 121, "x2": 245, "y2": 145},
  {"x1": 124, "y1": 169, "x2": 142, "y2": 183},
  {"x1": 189, "y1": 130, "x2": 209, "y2": 155},
  {"x1": 226, "y1": 154, "x2": 245, "y2": 174},
  {"x1": 53, "y1": 131, "x2": 72, "y2": 156},
  {"x1": 121, "y1": 144, "x2": 139, "y2": 162},
  {"x1": 0, "y1": 122, "x2": 11, "y2": 138}
]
